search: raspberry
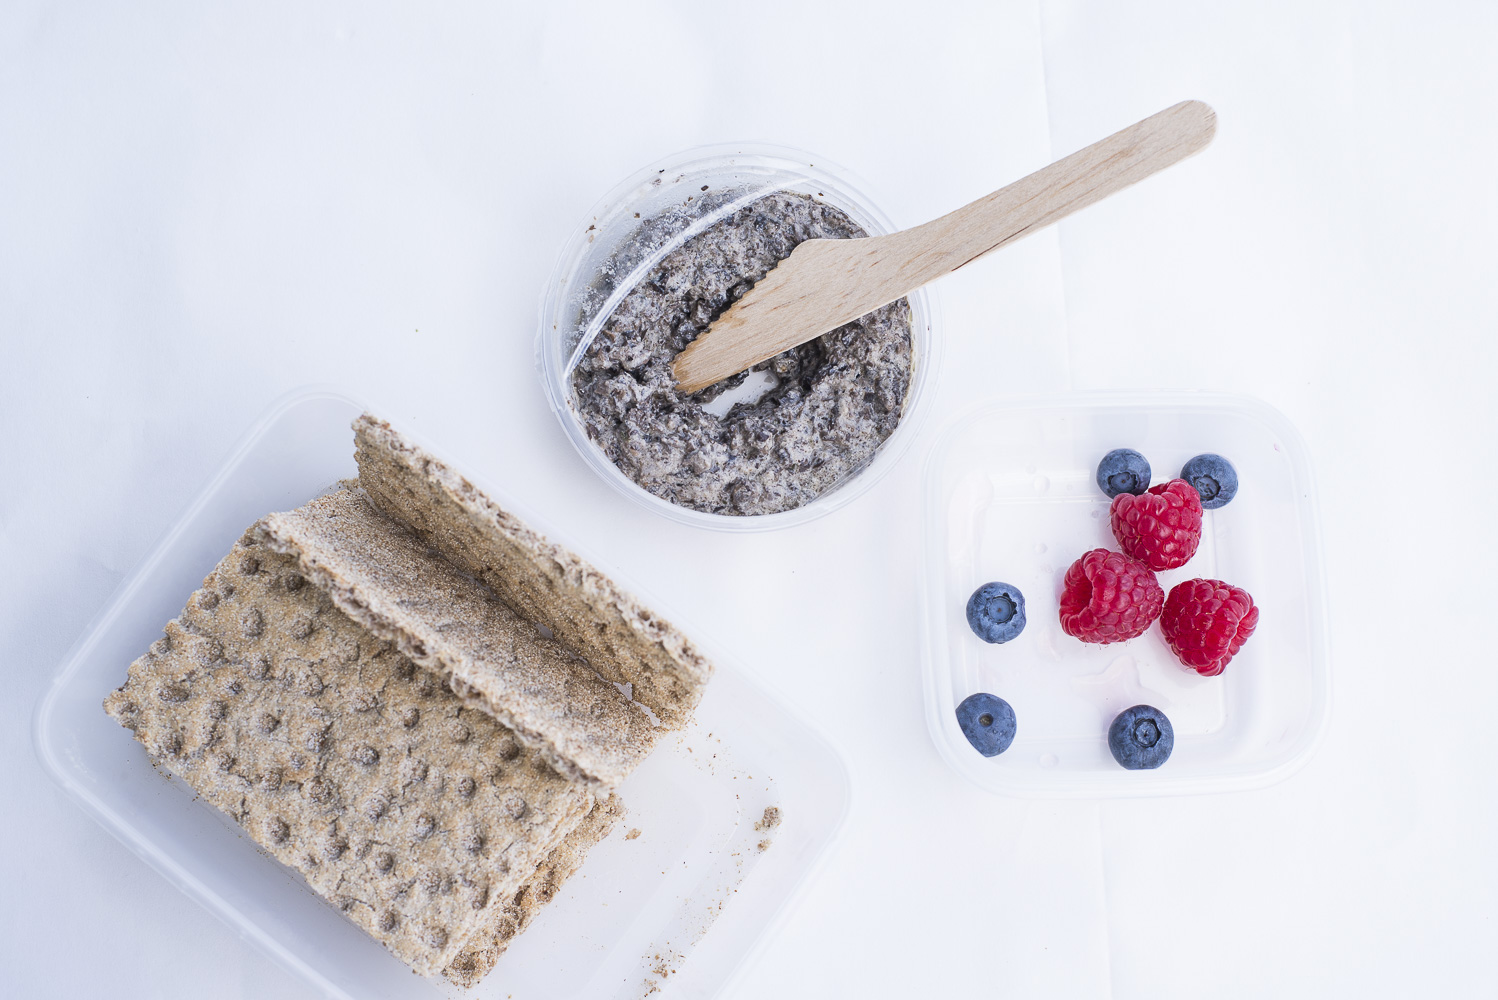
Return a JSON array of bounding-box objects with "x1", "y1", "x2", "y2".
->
[
  {"x1": 1109, "y1": 478, "x2": 1203, "y2": 571},
  {"x1": 1159, "y1": 579, "x2": 1259, "y2": 676},
  {"x1": 1058, "y1": 549, "x2": 1164, "y2": 643}
]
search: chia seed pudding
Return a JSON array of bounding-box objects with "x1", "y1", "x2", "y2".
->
[{"x1": 567, "y1": 191, "x2": 914, "y2": 516}]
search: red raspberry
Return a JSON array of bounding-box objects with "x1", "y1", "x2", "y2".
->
[
  {"x1": 1159, "y1": 579, "x2": 1259, "y2": 676},
  {"x1": 1109, "y1": 479, "x2": 1203, "y2": 571},
  {"x1": 1058, "y1": 549, "x2": 1164, "y2": 643}
]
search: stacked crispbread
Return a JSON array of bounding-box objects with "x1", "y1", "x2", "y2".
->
[{"x1": 104, "y1": 414, "x2": 711, "y2": 984}]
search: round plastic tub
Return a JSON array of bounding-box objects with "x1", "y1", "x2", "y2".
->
[{"x1": 536, "y1": 143, "x2": 940, "y2": 532}]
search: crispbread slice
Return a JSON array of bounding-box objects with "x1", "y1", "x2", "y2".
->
[
  {"x1": 444, "y1": 794, "x2": 625, "y2": 988},
  {"x1": 104, "y1": 540, "x2": 595, "y2": 976},
  {"x1": 254, "y1": 489, "x2": 655, "y2": 790},
  {"x1": 352, "y1": 415, "x2": 712, "y2": 729}
]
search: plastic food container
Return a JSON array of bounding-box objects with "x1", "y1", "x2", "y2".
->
[
  {"x1": 537, "y1": 143, "x2": 940, "y2": 532},
  {"x1": 34, "y1": 389, "x2": 851, "y2": 999},
  {"x1": 920, "y1": 393, "x2": 1329, "y2": 798}
]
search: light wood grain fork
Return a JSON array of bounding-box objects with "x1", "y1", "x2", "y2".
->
[{"x1": 671, "y1": 100, "x2": 1217, "y2": 394}]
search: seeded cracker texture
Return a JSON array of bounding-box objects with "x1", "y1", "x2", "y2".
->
[
  {"x1": 445, "y1": 793, "x2": 624, "y2": 988},
  {"x1": 353, "y1": 414, "x2": 712, "y2": 729},
  {"x1": 568, "y1": 190, "x2": 915, "y2": 516},
  {"x1": 256, "y1": 489, "x2": 654, "y2": 790},
  {"x1": 104, "y1": 413, "x2": 710, "y2": 986},
  {"x1": 104, "y1": 542, "x2": 594, "y2": 976}
]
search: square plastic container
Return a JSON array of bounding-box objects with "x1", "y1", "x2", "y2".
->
[
  {"x1": 33, "y1": 389, "x2": 850, "y2": 998},
  {"x1": 920, "y1": 392, "x2": 1329, "y2": 797},
  {"x1": 536, "y1": 143, "x2": 940, "y2": 532}
]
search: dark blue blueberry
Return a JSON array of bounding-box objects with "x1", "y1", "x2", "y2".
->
[
  {"x1": 1107, "y1": 705, "x2": 1175, "y2": 770},
  {"x1": 1096, "y1": 448, "x2": 1151, "y2": 498},
  {"x1": 966, "y1": 582, "x2": 1026, "y2": 643},
  {"x1": 1180, "y1": 453, "x2": 1238, "y2": 509},
  {"x1": 956, "y1": 693, "x2": 1017, "y2": 757}
]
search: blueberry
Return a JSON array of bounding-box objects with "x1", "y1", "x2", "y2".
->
[
  {"x1": 966, "y1": 582, "x2": 1026, "y2": 643},
  {"x1": 1107, "y1": 705, "x2": 1175, "y2": 770},
  {"x1": 1180, "y1": 453, "x2": 1238, "y2": 509},
  {"x1": 956, "y1": 693, "x2": 1017, "y2": 757},
  {"x1": 1096, "y1": 448, "x2": 1151, "y2": 498}
]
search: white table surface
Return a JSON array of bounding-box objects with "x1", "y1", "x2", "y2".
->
[{"x1": 3, "y1": 2, "x2": 1494, "y2": 997}]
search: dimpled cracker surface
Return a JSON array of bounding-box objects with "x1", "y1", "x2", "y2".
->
[
  {"x1": 444, "y1": 794, "x2": 625, "y2": 988},
  {"x1": 353, "y1": 415, "x2": 712, "y2": 729},
  {"x1": 255, "y1": 489, "x2": 654, "y2": 790},
  {"x1": 104, "y1": 540, "x2": 595, "y2": 976}
]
